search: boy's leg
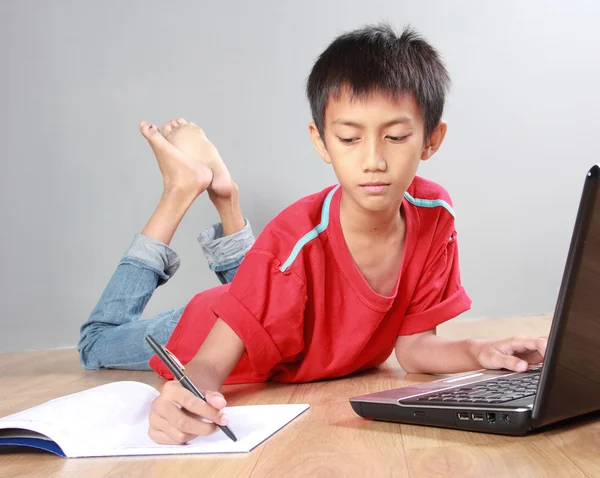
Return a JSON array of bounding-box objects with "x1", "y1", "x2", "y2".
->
[
  {"x1": 198, "y1": 183, "x2": 256, "y2": 284},
  {"x1": 158, "y1": 118, "x2": 256, "y2": 284},
  {"x1": 79, "y1": 118, "x2": 240, "y2": 370},
  {"x1": 78, "y1": 235, "x2": 185, "y2": 370}
]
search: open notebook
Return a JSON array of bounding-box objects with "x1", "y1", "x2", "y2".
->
[{"x1": 0, "y1": 381, "x2": 309, "y2": 458}]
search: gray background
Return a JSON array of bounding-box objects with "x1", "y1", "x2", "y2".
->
[{"x1": 1, "y1": 0, "x2": 599, "y2": 352}]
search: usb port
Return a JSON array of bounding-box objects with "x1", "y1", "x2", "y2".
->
[
  {"x1": 457, "y1": 412, "x2": 469, "y2": 421},
  {"x1": 472, "y1": 413, "x2": 484, "y2": 421}
]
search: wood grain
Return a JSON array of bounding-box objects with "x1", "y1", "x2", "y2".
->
[{"x1": 1, "y1": 316, "x2": 598, "y2": 477}]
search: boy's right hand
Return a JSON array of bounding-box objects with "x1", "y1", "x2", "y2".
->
[{"x1": 148, "y1": 380, "x2": 229, "y2": 445}]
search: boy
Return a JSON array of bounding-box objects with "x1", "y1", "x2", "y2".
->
[{"x1": 78, "y1": 24, "x2": 546, "y2": 445}]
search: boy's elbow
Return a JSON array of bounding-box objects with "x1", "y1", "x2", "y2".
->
[
  {"x1": 395, "y1": 349, "x2": 423, "y2": 374},
  {"x1": 395, "y1": 330, "x2": 437, "y2": 374}
]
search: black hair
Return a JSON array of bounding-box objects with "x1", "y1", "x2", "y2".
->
[{"x1": 306, "y1": 23, "x2": 450, "y2": 142}]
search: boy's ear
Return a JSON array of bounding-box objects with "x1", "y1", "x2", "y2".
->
[
  {"x1": 421, "y1": 121, "x2": 448, "y2": 161},
  {"x1": 308, "y1": 122, "x2": 331, "y2": 164}
]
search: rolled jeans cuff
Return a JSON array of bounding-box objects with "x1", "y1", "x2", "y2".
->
[
  {"x1": 197, "y1": 219, "x2": 254, "y2": 272},
  {"x1": 121, "y1": 233, "x2": 181, "y2": 285}
]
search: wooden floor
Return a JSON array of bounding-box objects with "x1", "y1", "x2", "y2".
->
[{"x1": 2, "y1": 316, "x2": 600, "y2": 477}]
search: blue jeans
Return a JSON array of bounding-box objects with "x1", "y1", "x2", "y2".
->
[{"x1": 78, "y1": 220, "x2": 255, "y2": 370}]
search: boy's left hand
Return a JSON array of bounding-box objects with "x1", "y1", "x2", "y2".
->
[{"x1": 471, "y1": 336, "x2": 548, "y2": 372}]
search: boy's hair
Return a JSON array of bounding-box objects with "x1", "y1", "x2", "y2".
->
[{"x1": 306, "y1": 23, "x2": 450, "y2": 142}]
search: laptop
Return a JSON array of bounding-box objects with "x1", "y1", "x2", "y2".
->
[{"x1": 349, "y1": 165, "x2": 600, "y2": 435}]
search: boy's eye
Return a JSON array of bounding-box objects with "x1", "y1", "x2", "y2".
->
[
  {"x1": 387, "y1": 135, "x2": 409, "y2": 142},
  {"x1": 339, "y1": 137, "x2": 357, "y2": 144}
]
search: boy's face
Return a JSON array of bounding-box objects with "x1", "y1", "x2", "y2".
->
[{"x1": 309, "y1": 88, "x2": 446, "y2": 213}]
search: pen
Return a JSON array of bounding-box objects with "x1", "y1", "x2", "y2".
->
[{"x1": 145, "y1": 335, "x2": 237, "y2": 442}]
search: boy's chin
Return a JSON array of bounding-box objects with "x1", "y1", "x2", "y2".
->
[
  {"x1": 362, "y1": 200, "x2": 401, "y2": 213},
  {"x1": 350, "y1": 192, "x2": 403, "y2": 213}
]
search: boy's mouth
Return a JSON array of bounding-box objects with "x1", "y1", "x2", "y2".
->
[{"x1": 359, "y1": 182, "x2": 390, "y2": 194}]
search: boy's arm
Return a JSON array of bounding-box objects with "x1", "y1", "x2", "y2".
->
[
  {"x1": 185, "y1": 318, "x2": 246, "y2": 390},
  {"x1": 395, "y1": 330, "x2": 547, "y2": 374},
  {"x1": 149, "y1": 319, "x2": 245, "y2": 445}
]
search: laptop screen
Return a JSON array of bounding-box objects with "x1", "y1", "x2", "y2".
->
[{"x1": 533, "y1": 166, "x2": 600, "y2": 426}]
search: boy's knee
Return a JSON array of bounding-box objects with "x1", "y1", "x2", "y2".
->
[
  {"x1": 78, "y1": 349, "x2": 101, "y2": 370},
  {"x1": 78, "y1": 346, "x2": 101, "y2": 370},
  {"x1": 79, "y1": 356, "x2": 101, "y2": 370},
  {"x1": 77, "y1": 327, "x2": 103, "y2": 370}
]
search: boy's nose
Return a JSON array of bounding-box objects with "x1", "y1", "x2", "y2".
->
[{"x1": 362, "y1": 142, "x2": 387, "y2": 172}]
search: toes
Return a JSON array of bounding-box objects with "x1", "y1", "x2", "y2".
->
[
  {"x1": 170, "y1": 120, "x2": 179, "y2": 130},
  {"x1": 140, "y1": 122, "x2": 177, "y2": 154},
  {"x1": 160, "y1": 121, "x2": 174, "y2": 137},
  {"x1": 188, "y1": 122, "x2": 206, "y2": 137},
  {"x1": 176, "y1": 117, "x2": 188, "y2": 125},
  {"x1": 139, "y1": 120, "x2": 160, "y2": 140}
]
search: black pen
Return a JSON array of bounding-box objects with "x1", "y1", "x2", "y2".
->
[{"x1": 145, "y1": 335, "x2": 237, "y2": 442}]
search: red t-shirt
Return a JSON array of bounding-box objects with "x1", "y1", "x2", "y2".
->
[{"x1": 150, "y1": 176, "x2": 472, "y2": 384}]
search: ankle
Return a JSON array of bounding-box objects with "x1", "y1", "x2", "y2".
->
[
  {"x1": 209, "y1": 181, "x2": 237, "y2": 212},
  {"x1": 141, "y1": 188, "x2": 197, "y2": 246},
  {"x1": 162, "y1": 183, "x2": 202, "y2": 202},
  {"x1": 212, "y1": 188, "x2": 245, "y2": 236},
  {"x1": 217, "y1": 205, "x2": 245, "y2": 236}
]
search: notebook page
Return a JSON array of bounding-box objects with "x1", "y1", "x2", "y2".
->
[
  {"x1": 85, "y1": 403, "x2": 310, "y2": 457},
  {"x1": 1, "y1": 382, "x2": 310, "y2": 457},
  {"x1": 0, "y1": 381, "x2": 158, "y2": 456}
]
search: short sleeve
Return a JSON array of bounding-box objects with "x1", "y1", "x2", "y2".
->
[
  {"x1": 398, "y1": 230, "x2": 472, "y2": 335},
  {"x1": 211, "y1": 249, "x2": 307, "y2": 376}
]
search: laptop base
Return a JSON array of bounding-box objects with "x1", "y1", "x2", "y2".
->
[{"x1": 350, "y1": 401, "x2": 532, "y2": 435}]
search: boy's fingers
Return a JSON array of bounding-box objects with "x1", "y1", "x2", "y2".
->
[
  {"x1": 149, "y1": 427, "x2": 184, "y2": 445},
  {"x1": 178, "y1": 410, "x2": 218, "y2": 436},
  {"x1": 485, "y1": 350, "x2": 509, "y2": 370},
  {"x1": 499, "y1": 354, "x2": 529, "y2": 372},
  {"x1": 205, "y1": 391, "x2": 227, "y2": 410},
  {"x1": 153, "y1": 397, "x2": 218, "y2": 436},
  {"x1": 149, "y1": 413, "x2": 198, "y2": 444},
  {"x1": 166, "y1": 385, "x2": 224, "y2": 424},
  {"x1": 149, "y1": 409, "x2": 196, "y2": 444},
  {"x1": 505, "y1": 337, "x2": 547, "y2": 357},
  {"x1": 523, "y1": 352, "x2": 544, "y2": 365}
]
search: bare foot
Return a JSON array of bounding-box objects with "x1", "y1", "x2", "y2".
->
[
  {"x1": 158, "y1": 118, "x2": 234, "y2": 199},
  {"x1": 139, "y1": 120, "x2": 213, "y2": 197}
]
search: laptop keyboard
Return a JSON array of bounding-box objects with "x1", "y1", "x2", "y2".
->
[{"x1": 410, "y1": 371, "x2": 540, "y2": 405}]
